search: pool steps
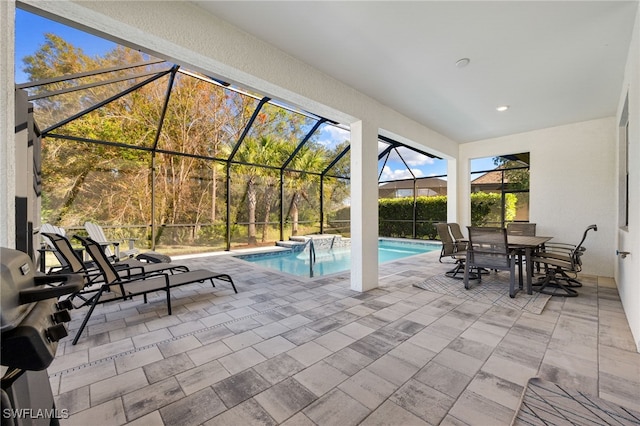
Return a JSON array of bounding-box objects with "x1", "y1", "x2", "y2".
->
[{"x1": 276, "y1": 234, "x2": 351, "y2": 251}]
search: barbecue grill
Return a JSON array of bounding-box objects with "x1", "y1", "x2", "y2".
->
[{"x1": 1, "y1": 247, "x2": 82, "y2": 426}]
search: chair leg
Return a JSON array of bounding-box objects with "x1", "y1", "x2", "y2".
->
[
  {"x1": 509, "y1": 263, "x2": 517, "y2": 298},
  {"x1": 463, "y1": 260, "x2": 471, "y2": 290},
  {"x1": 445, "y1": 261, "x2": 465, "y2": 279},
  {"x1": 225, "y1": 275, "x2": 238, "y2": 294},
  {"x1": 72, "y1": 287, "x2": 105, "y2": 345},
  {"x1": 555, "y1": 270, "x2": 583, "y2": 287},
  {"x1": 447, "y1": 261, "x2": 479, "y2": 281},
  {"x1": 533, "y1": 268, "x2": 579, "y2": 297}
]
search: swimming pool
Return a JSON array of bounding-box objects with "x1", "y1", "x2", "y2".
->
[{"x1": 235, "y1": 239, "x2": 440, "y2": 277}]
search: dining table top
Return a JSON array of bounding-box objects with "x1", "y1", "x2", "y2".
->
[{"x1": 507, "y1": 235, "x2": 552, "y2": 247}]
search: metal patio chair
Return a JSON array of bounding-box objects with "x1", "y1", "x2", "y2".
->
[
  {"x1": 43, "y1": 233, "x2": 189, "y2": 308},
  {"x1": 71, "y1": 235, "x2": 237, "y2": 344},
  {"x1": 448, "y1": 222, "x2": 469, "y2": 252},
  {"x1": 464, "y1": 227, "x2": 520, "y2": 297},
  {"x1": 507, "y1": 222, "x2": 537, "y2": 236},
  {"x1": 507, "y1": 222, "x2": 538, "y2": 271},
  {"x1": 531, "y1": 224, "x2": 597, "y2": 297},
  {"x1": 436, "y1": 223, "x2": 469, "y2": 279}
]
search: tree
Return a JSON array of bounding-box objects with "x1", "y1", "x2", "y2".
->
[
  {"x1": 232, "y1": 136, "x2": 288, "y2": 244},
  {"x1": 285, "y1": 146, "x2": 325, "y2": 235},
  {"x1": 493, "y1": 155, "x2": 530, "y2": 190},
  {"x1": 22, "y1": 34, "x2": 352, "y2": 251}
]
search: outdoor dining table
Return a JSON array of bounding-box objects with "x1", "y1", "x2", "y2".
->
[{"x1": 507, "y1": 235, "x2": 553, "y2": 294}]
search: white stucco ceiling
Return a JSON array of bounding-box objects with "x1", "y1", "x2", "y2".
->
[{"x1": 194, "y1": 1, "x2": 638, "y2": 143}]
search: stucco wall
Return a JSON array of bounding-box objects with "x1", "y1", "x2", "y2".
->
[
  {"x1": 1, "y1": 1, "x2": 15, "y2": 247},
  {"x1": 459, "y1": 117, "x2": 617, "y2": 277},
  {"x1": 616, "y1": 6, "x2": 640, "y2": 351}
]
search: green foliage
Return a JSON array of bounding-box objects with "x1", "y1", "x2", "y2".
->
[
  {"x1": 492, "y1": 156, "x2": 530, "y2": 190},
  {"x1": 378, "y1": 196, "x2": 447, "y2": 239},
  {"x1": 470, "y1": 192, "x2": 517, "y2": 226},
  {"x1": 376, "y1": 193, "x2": 518, "y2": 238},
  {"x1": 25, "y1": 34, "x2": 352, "y2": 249}
]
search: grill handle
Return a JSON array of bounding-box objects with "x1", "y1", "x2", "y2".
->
[{"x1": 19, "y1": 274, "x2": 84, "y2": 304}]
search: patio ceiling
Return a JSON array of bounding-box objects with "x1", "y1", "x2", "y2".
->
[{"x1": 194, "y1": 1, "x2": 638, "y2": 143}]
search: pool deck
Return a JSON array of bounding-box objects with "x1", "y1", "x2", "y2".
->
[{"x1": 50, "y1": 250, "x2": 639, "y2": 425}]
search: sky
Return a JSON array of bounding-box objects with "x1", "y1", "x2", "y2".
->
[
  {"x1": 15, "y1": 8, "x2": 496, "y2": 180},
  {"x1": 14, "y1": 8, "x2": 116, "y2": 84}
]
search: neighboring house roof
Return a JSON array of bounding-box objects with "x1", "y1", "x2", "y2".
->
[
  {"x1": 471, "y1": 171, "x2": 506, "y2": 185},
  {"x1": 378, "y1": 177, "x2": 447, "y2": 190}
]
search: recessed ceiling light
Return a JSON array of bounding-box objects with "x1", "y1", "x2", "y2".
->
[
  {"x1": 455, "y1": 58, "x2": 470, "y2": 68},
  {"x1": 496, "y1": 105, "x2": 510, "y2": 112}
]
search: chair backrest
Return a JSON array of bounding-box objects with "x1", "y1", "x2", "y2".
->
[
  {"x1": 41, "y1": 233, "x2": 86, "y2": 273},
  {"x1": 84, "y1": 222, "x2": 114, "y2": 258},
  {"x1": 40, "y1": 224, "x2": 68, "y2": 266},
  {"x1": 507, "y1": 222, "x2": 536, "y2": 236},
  {"x1": 572, "y1": 224, "x2": 598, "y2": 269},
  {"x1": 41, "y1": 223, "x2": 66, "y2": 238},
  {"x1": 436, "y1": 223, "x2": 456, "y2": 257},
  {"x1": 448, "y1": 223, "x2": 464, "y2": 240},
  {"x1": 467, "y1": 227, "x2": 511, "y2": 269},
  {"x1": 575, "y1": 224, "x2": 597, "y2": 252},
  {"x1": 447, "y1": 223, "x2": 468, "y2": 251},
  {"x1": 74, "y1": 235, "x2": 121, "y2": 285}
]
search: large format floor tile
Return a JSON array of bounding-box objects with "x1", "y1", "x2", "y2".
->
[{"x1": 47, "y1": 251, "x2": 639, "y2": 425}]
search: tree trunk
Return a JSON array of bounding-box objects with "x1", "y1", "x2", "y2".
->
[
  {"x1": 261, "y1": 190, "x2": 274, "y2": 243},
  {"x1": 290, "y1": 193, "x2": 300, "y2": 236},
  {"x1": 54, "y1": 167, "x2": 90, "y2": 224},
  {"x1": 211, "y1": 165, "x2": 217, "y2": 223},
  {"x1": 247, "y1": 177, "x2": 257, "y2": 245}
]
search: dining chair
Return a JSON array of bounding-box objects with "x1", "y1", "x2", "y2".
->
[
  {"x1": 507, "y1": 222, "x2": 538, "y2": 271},
  {"x1": 436, "y1": 223, "x2": 468, "y2": 279},
  {"x1": 531, "y1": 224, "x2": 597, "y2": 297},
  {"x1": 507, "y1": 222, "x2": 537, "y2": 236},
  {"x1": 464, "y1": 226, "x2": 519, "y2": 297},
  {"x1": 448, "y1": 222, "x2": 468, "y2": 252}
]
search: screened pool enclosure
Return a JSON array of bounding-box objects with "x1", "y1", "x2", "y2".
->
[
  {"x1": 19, "y1": 59, "x2": 532, "y2": 259},
  {"x1": 19, "y1": 55, "x2": 355, "y2": 254},
  {"x1": 17, "y1": 29, "x2": 527, "y2": 256}
]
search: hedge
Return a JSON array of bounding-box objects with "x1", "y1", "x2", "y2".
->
[{"x1": 330, "y1": 192, "x2": 517, "y2": 240}]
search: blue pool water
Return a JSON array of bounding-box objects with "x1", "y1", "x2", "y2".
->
[{"x1": 236, "y1": 239, "x2": 440, "y2": 277}]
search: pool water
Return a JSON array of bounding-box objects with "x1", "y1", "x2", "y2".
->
[{"x1": 236, "y1": 239, "x2": 440, "y2": 277}]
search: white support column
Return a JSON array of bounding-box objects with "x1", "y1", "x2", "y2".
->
[
  {"x1": 350, "y1": 120, "x2": 379, "y2": 292},
  {"x1": 0, "y1": 0, "x2": 16, "y2": 248},
  {"x1": 446, "y1": 158, "x2": 458, "y2": 223},
  {"x1": 457, "y1": 152, "x2": 472, "y2": 228}
]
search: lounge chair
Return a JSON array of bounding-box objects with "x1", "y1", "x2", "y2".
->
[
  {"x1": 71, "y1": 236, "x2": 237, "y2": 345},
  {"x1": 44, "y1": 233, "x2": 190, "y2": 308},
  {"x1": 84, "y1": 221, "x2": 139, "y2": 260},
  {"x1": 40, "y1": 223, "x2": 71, "y2": 272},
  {"x1": 531, "y1": 224, "x2": 597, "y2": 297},
  {"x1": 45, "y1": 233, "x2": 188, "y2": 278}
]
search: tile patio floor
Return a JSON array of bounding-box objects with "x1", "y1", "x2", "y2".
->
[{"x1": 50, "y1": 249, "x2": 640, "y2": 425}]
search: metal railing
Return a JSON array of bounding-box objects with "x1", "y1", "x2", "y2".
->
[{"x1": 303, "y1": 238, "x2": 317, "y2": 277}]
